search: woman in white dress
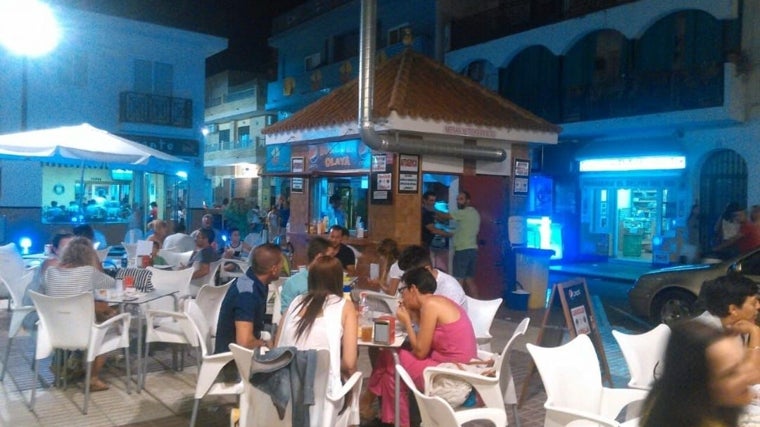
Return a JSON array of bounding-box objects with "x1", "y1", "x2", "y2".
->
[{"x1": 275, "y1": 255, "x2": 358, "y2": 395}]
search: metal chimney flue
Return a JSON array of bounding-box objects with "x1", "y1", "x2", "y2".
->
[{"x1": 357, "y1": 0, "x2": 506, "y2": 162}]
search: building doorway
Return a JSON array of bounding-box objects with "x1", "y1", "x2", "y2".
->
[{"x1": 699, "y1": 149, "x2": 747, "y2": 255}]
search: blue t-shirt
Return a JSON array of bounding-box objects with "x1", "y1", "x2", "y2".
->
[
  {"x1": 280, "y1": 269, "x2": 308, "y2": 314},
  {"x1": 214, "y1": 268, "x2": 268, "y2": 354}
]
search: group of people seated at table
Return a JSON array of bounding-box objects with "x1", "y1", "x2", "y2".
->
[{"x1": 212, "y1": 233, "x2": 479, "y2": 426}]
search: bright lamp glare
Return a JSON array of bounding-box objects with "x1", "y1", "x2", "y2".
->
[
  {"x1": 579, "y1": 156, "x2": 686, "y2": 172},
  {"x1": 176, "y1": 171, "x2": 188, "y2": 180},
  {"x1": 19, "y1": 237, "x2": 32, "y2": 254},
  {"x1": 0, "y1": 0, "x2": 61, "y2": 57}
]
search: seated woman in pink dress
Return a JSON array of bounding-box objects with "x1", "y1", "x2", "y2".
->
[{"x1": 361, "y1": 266, "x2": 477, "y2": 426}]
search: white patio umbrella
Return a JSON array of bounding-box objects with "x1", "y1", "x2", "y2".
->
[{"x1": 0, "y1": 123, "x2": 188, "y2": 172}]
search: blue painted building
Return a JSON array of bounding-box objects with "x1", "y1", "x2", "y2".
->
[
  {"x1": 446, "y1": 0, "x2": 759, "y2": 263},
  {"x1": 0, "y1": 4, "x2": 226, "y2": 249}
]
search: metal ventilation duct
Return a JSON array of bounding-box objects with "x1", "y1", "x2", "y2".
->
[{"x1": 357, "y1": 0, "x2": 507, "y2": 162}]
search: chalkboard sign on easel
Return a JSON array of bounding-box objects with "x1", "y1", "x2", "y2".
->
[{"x1": 518, "y1": 277, "x2": 612, "y2": 406}]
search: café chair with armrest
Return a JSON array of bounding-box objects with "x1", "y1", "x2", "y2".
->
[
  {"x1": 0, "y1": 270, "x2": 37, "y2": 381},
  {"x1": 145, "y1": 266, "x2": 194, "y2": 312},
  {"x1": 465, "y1": 296, "x2": 503, "y2": 352},
  {"x1": 121, "y1": 242, "x2": 137, "y2": 265},
  {"x1": 612, "y1": 323, "x2": 670, "y2": 390},
  {"x1": 398, "y1": 362, "x2": 507, "y2": 427},
  {"x1": 157, "y1": 249, "x2": 193, "y2": 268},
  {"x1": 424, "y1": 317, "x2": 529, "y2": 427},
  {"x1": 185, "y1": 300, "x2": 242, "y2": 427},
  {"x1": 96, "y1": 246, "x2": 111, "y2": 263},
  {"x1": 195, "y1": 280, "x2": 233, "y2": 350},
  {"x1": 28, "y1": 291, "x2": 132, "y2": 414},
  {"x1": 229, "y1": 344, "x2": 362, "y2": 427},
  {"x1": 527, "y1": 334, "x2": 647, "y2": 427},
  {"x1": 188, "y1": 259, "x2": 223, "y2": 297}
]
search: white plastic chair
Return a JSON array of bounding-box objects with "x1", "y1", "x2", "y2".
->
[
  {"x1": 124, "y1": 228, "x2": 144, "y2": 244},
  {"x1": 424, "y1": 317, "x2": 529, "y2": 427},
  {"x1": 465, "y1": 296, "x2": 503, "y2": 352},
  {"x1": 121, "y1": 242, "x2": 138, "y2": 265},
  {"x1": 0, "y1": 270, "x2": 36, "y2": 381},
  {"x1": 28, "y1": 291, "x2": 132, "y2": 414},
  {"x1": 0, "y1": 243, "x2": 26, "y2": 298},
  {"x1": 188, "y1": 259, "x2": 223, "y2": 298},
  {"x1": 612, "y1": 323, "x2": 671, "y2": 390},
  {"x1": 229, "y1": 344, "x2": 363, "y2": 427},
  {"x1": 185, "y1": 301, "x2": 242, "y2": 427},
  {"x1": 526, "y1": 334, "x2": 647, "y2": 427},
  {"x1": 141, "y1": 267, "x2": 195, "y2": 377},
  {"x1": 143, "y1": 307, "x2": 196, "y2": 378},
  {"x1": 195, "y1": 280, "x2": 233, "y2": 350},
  {"x1": 157, "y1": 249, "x2": 193, "y2": 268},
  {"x1": 96, "y1": 246, "x2": 111, "y2": 263},
  {"x1": 398, "y1": 362, "x2": 507, "y2": 427},
  {"x1": 145, "y1": 266, "x2": 194, "y2": 312}
]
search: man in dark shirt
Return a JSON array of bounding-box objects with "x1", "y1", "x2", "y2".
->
[
  {"x1": 421, "y1": 191, "x2": 437, "y2": 247},
  {"x1": 214, "y1": 243, "x2": 283, "y2": 354},
  {"x1": 187, "y1": 227, "x2": 221, "y2": 296},
  {"x1": 328, "y1": 225, "x2": 356, "y2": 275}
]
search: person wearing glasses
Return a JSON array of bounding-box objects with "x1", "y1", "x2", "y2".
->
[{"x1": 361, "y1": 266, "x2": 477, "y2": 426}]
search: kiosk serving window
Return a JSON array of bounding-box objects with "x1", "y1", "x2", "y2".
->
[{"x1": 311, "y1": 175, "x2": 368, "y2": 231}]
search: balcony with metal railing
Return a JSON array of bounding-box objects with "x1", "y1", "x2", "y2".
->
[
  {"x1": 119, "y1": 92, "x2": 193, "y2": 128},
  {"x1": 450, "y1": 0, "x2": 637, "y2": 50},
  {"x1": 204, "y1": 137, "x2": 265, "y2": 167}
]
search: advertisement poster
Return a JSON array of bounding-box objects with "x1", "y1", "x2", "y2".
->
[
  {"x1": 571, "y1": 305, "x2": 591, "y2": 335},
  {"x1": 371, "y1": 153, "x2": 392, "y2": 204},
  {"x1": 398, "y1": 173, "x2": 418, "y2": 193}
]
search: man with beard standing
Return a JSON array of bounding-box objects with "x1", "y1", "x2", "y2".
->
[{"x1": 437, "y1": 191, "x2": 481, "y2": 297}]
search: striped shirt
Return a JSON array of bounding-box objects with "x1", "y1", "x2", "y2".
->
[{"x1": 42, "y1": 265, "x2": 115, "y2": 299}]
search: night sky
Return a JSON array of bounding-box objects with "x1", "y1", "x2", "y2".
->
[{"x1": 47, "y1": 0, "x2": 307, "y2": 74}]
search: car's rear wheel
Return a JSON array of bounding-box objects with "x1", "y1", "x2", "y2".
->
[{"x1": 651, "y1": 290, "x2": 697, "y2": 325}]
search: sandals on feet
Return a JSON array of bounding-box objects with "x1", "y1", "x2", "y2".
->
[{"x1": 89, "y1": 380, "x2": 110, "y2": 392}]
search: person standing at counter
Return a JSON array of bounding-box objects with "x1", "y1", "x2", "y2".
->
[
  {"x1": 328, "y1": 225, "x2": 356, "y2": 275},
  {"x1": 436, "y1": 191, "x2": 481, "y2": 297},
  {"x1": 327, "y1": 194, "x2": 347, "y2": 228}
]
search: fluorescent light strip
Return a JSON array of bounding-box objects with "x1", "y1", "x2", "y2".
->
[{"x1": 579, "y1": 156, "x2": 686, "y2": 172}]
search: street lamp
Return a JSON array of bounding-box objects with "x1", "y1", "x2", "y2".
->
[{"x1": 0, "y1": 0, "x2": 61, "y2": 130}]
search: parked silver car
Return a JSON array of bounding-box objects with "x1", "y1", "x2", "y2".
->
[{"x1": 629, "y1": 248, "x2": 760, "y2": 324}]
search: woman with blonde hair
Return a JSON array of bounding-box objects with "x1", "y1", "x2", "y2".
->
[
  {"x1": 41, "y1": 236, "x2": 117, "y2": 391},
  {"x1": 147, "y1": 219, "x2": 169, "y2": 247}
]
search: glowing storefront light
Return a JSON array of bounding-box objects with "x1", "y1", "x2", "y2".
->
[{"x1": 579, "y1": 156, "x2": 686, "y2": 172}]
